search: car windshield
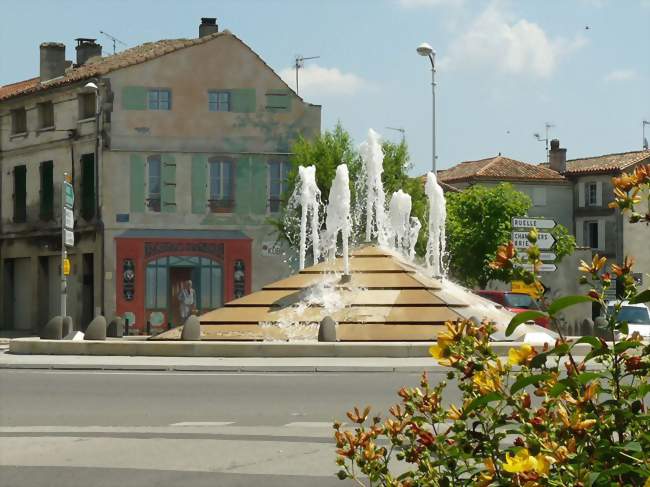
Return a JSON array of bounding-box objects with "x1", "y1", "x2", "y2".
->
[
  {"x1": 607, "y1": 306, "x2": 650, "y2": 324},
  {"x1": 504, "y1": 293, "x2": 538, "y2": 309}
]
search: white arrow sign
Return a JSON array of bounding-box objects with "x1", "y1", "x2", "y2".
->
[
  {"x1": 512, "y1": 217, "x2": 557, "y2": 230},
  {"x1": 64, "y1": 207, "x2": 74, "y2": 230},
  {"x1": 516, "y1": 262, "x2": 557, "y2": 272},
  {"x1": 519, "y1": 252, "x2": 557, "y2": 262},
  {"x1": 512, "y1": 231, "x2": 555, "y2": 250},
  {"x1": 64, "y1": 229, "x2": 74, "y2": 247}
]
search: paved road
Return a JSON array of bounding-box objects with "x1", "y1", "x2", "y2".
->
[{"x1": 0, "y1": 369, "x2": 460, "y2": 486}]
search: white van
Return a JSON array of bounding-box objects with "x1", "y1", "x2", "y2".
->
[{"x1": 606, "y1": 301, "x2": 650, "y2": 339}]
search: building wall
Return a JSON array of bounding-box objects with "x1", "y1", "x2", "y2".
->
[{"x1": 623, "y1": 189, "x2": 650, "y2": 287}]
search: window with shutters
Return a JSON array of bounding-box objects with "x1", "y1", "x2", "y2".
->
[
  {"x1": 148, "y1": 89, "x2": 171, "y2": 110},
  {"x1": 37, "y1": 101, "x2": 54, "y2": 129},
  {"x1": 39, "y1": 161, "x2": 54, "y2": 221},
  {"x1": 81, "y1": 153, "x2": 95, "y2": 220},
  {"x1": 208, "y1": 158, "x2": 234, "y2": 212},
  {"x1": 13, "y1": 165, "x2": 27, "y2": 223},
  {"x1": 208, "y1": 91, "x2": 231, "y2": 112},
  {"x1": 78, "y1": 93, "x2": 96, "y2": 120},
  {"x1": 11, "y1": 107, "x2": 27, "y2": 134},
  {"x1": 586, "y1": 182, "x2": 598, "y2": 206},
  {"x1": 268, "y1": 160, "x2": 290, "y2": 213},
  {"x1": 147, "y1": 155, "x2": 162, "y2": 212}
]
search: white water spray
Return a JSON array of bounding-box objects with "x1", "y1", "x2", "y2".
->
[
  {"x1": 408, "y1": 217, "x2": 421, "y2": 261},
  {"x1": 297, "y1": 165, "x2": 321, "y2": 270},
  {"x1": 324, "y1": 164, "x2": 351, "y2": 274},
  {"x1": 388, "y1": 190, "x2": 414, "y2": 256},
  {"x1": 359, "y1": 129, "x2": 389, "y2": 246},
  {"x1": 425, "y1": 171, "x2": 447, "y2": 276}
]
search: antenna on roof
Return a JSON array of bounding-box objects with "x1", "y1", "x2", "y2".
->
[
  {"x1": 294, "y1": 54, "x2": 320, "y2": 96},
  {"x1": 533, "y1": 122, "x2": 555, "y2": 163},
  {"x1": 643, "y1": 120, "x2": 649, "y2": 150},
  {"x1": 99, "y1": 30, "x2": 127, "y2": 55},
  {"x1": 386, "y1": 127, "x2": 406, "y2": 141}
]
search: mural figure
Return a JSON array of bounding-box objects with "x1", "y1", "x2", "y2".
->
[
  {"x1": 177, "y1": 280, "x2": 196, "y2": 322},
  {"x1": 234, "y1": 260, "x2": 246, "y2": 298}
]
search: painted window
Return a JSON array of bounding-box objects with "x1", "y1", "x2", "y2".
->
[
  {"x1": 586, "y1": 182, "x2": 598, "y2": 206},
  {"x1": 81, "y1": 153, "x2": 95, "y2": 220},
  {"x1": 39, "y1": 161, "x2": 54, "y2": 221},
  {"x1": 268, "y1": 160, "x2": 290, "y2": 213},
  {"x1": 208, "y1": 91, "x2": 231, "y2": 112},
  {"x1": 13, "y1": 165, "x2": 27, "y2": 222},
  {"x1": 586, "y1": 221, "x2": 599, "y2": 248},
  {"x1": 147, "y1": 155, "x2": 162, "y2": 212},
  {"x1": 208, "y1": 158, "x2": 234, "y2": 212},
  {"x1": 11, "y1": 107, "x2": 27, "y2": 134},
  {"x1": 78, "y1": 93, "x2": 96, "y2": 120},
  {"x1": 148, "y1": 89, "x2": 171, "y2": 110},
  {"x1": 145, "y1": 260, "x2": 168, "y2": 309},
  {"x1": 37, "y1": 101, "x2": 54, "y2": 129}
]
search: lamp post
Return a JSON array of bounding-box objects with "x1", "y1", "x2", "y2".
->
[{"x1": 417, "y1": 42, "x2": 436, "y2": 173}]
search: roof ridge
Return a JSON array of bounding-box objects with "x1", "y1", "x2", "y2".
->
[
  {"x1": 476, "y1": 156, "x2": 502, "y2": 176},
  {"x1": 567, "y1": 149, "x2": 650, "y2": 162}
]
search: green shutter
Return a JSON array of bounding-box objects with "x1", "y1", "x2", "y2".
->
[
  {"x1": 191, "y1": 155, "x2": 207, "y2": 214},
  {"x1": 234, "y1": 158, "x2": 251, "y2": 215},
  {"x1": 80, "y1": 154, "x2": 95, "y2": 220},
  {"x1": 161, "y1": 154, "x2": 177, "y2": 213},
  {"x1": 130, "y1": 154, "x2": 145, "y2": 213},
  {"x1": 122, "y1": 86, "x2": 148, "y2": 110},
  {"x1": 230, "y1": 89, "x2": 256, "y2": 113},
  {"x1": 14, "y1": 165, "x2": 27, "y2": 223},
  {"x1": 265, "y1": 90, "x2": 291, "y2": 113},
  {"x1": 40, "y1": 161, "x2": 54, "y2": 220},
  {"x1": 250, "y1": 157, "x2": 268, "y2": 215}
]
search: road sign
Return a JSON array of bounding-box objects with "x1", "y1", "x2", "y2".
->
[
  {"x1": 512, "y1": 231, "x2": 555, "y2": 250},
  {"x1": 63, "y1": 181, "x2": 74, "y2": 208},
  {"x1": 64, "y1": 229, "x2": 74, "y2": 247},
  {"x1": 511, "y1": 217, "x2": 556, "y2": 230},
  {"x1": 516, "y1": 262, "x2": 557, "y2": 272},
  {"x1": 64, "y1": 207, "x2": 74, "y2": 230},
  {"x1": 63, "y1": 258, "x2": 71, "y2": 276},
  {"x1": 519, "y1": 252, "x2": 557, "y2": 262}
]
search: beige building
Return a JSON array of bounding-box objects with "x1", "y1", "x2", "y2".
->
[{"x1": 0, "y1": 19, "x2": 321, "y2": 333}]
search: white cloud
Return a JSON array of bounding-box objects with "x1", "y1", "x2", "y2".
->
[
  {"x1": 440, "y1": 3, "x2": 587, "y2": 78},
  {"x1": 398, "y1": 0, "x2": 464, "y2": 7},
  {"x1": 278, "y1": 64, "x2": 366, "y2": 96},
  {"x1": 604, "y1": 69, "x2": 639, "y2": 82}
]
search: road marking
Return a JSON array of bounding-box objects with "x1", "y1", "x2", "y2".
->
[
  {"x1": 170, "y1": 421, "x2": 234, "y2": 427},
  {"x1": 283, "y1": 422, "x2": 336, "y2": 428}
]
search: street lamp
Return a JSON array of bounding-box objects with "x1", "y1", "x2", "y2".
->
[{"x1": 417, "y1": 42, "x2": 436, "y2": 173}]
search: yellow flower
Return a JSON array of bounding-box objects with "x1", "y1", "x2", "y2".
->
[
  {"x1": 429, "y1": 344, "x2": 445, "y2": 360},
  {"x1": 472, "y1": 361, "x2": 504, "y2": 394},
  {"x1": 447, "y1": 404, "x2": 463, "y2": 421},
  {"x1": 502, "y1": 449, "x2": 551, "y2": 476},
  {"x1": 508, "y1": 344, "x2": 535, "y2": 366},
  {"x1": 644, "y1": 476, "x2": 650, "y2": 487}
]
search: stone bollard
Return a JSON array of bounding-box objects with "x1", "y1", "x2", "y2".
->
[
  {"x1": 84, "y1": 316, "x2": 107, "y2": 340},
  {"x1": 62, "y1": 316, "x2": 74, "y2": 337},
  {"x1": 181, "y1": 315, "x2": 201, "y2": 341},
  {"x1": 40, "y1": 316, "x2": 63, "y2": 340},
  {"x1": 318, "y1": 316, "x2": 337, "y2": 342},
  {"x1": 107, "y1": 317, "x2": 124, "y2": 338}
]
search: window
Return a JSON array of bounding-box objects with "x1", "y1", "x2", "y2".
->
[
  {"x1": 39, "y1": 161, "x2": 54, "y2": 221},
  {"x1": 145, "y1": 260, "x2": 168, "y2": 309},
  {"x1": 13, "y1": 165, "x2": 27, "y2": 223},
  {"x1": 265, "y1": 92, "x2": 290, "y2": 112},
  {"x1": 37, "y1": 101, "x2": 54, "y2": 129},
  {"x1": 208, "y1": 91, "x2": 230, "y2": 112},
  {"x1": 148, "y1": 89, "x2": 171, "y2": 110},
  {"x1": 80, "y1": 153, "x2": 95, "y2": 220},
  {"x1": 268, "y1": 160, "x2": 290, "y2": 212},
  {"x1": 200, "y1": 257, "x2": 223, "y2": 309},
  {"x1": 11, "y1": 108, "x2": 27, "y2": 134},
  {"x1": 147, "y1": 155, "x2": 162, "y2": 212},
  {"x1": 532, "y1": 187, "x2": 547, "y2": 207},
  {"x1": 208, "y1": 158, "x2": 234, "y2": 212},
  {"x1": 586, "y1": 182, "x2": 598, "y2": 206},
  {"x1": 586, "y1": 221, "x2": 599, "y2": 249},
  {"x1": 78, "y1": 93, "x2": 96, "y2": 120}
]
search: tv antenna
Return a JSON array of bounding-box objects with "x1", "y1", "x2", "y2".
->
[
  {"x1": 643, "y1": 120, "x2": 649, "y2": 150},
  {"x1": 533, "y1": 122, "x2": 555, "y2": 163},
  {"x1": 386, "y1": 126, "x2": 406, "y2": 141},
  {"x1": 100, "y1": 30, "x2": 127, "y2": 54},
  {"x1": 294, "y1": 54, "x2": 320, "y2": 95}
]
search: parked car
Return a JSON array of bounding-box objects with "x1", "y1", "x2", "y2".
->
[
  {"x1": 606, "y1": 301, "x2": 650, "y2": 339},
  {"x1": 475, "y1": 290, "x2": 550, "y2": 328}
]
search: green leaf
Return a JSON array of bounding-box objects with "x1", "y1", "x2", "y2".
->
[
  {"x1": 549, "y1": 381, "x2": 568, "y2": 397},
  {"x1": 575, "y1": 371, "x2": 604, "y2": 385},
  {"x1": 584, "y1": 472, "x2": 600, "y2": 487},
  {"x1": 629, "y1": 289, "x2": 650, "y2": 304},
  {"x1": 510, "y1": 373, "x2": 552, "y2": 394},
  {"x1": 572, "y1": 336, "x2": 602, "y2": 350},
  {"x1": 618, "y1": 321, "x2": 629, "y2": 335},
  {"x1": 506, "y1": 310, "x2": 548, "y2": 336},
  {"x1": 623, "y1": 441, "x2": 642, "y2": 453},
  {"x1": 547, "y1": 295, "x2": 594, "y2": 316},
  {"x1": 529, "y1": 351, "x2": 552, "y2": 368},
  {"x1": 614, "y1": 340, "x2": 643, "y2": 354},
  {"x1": 464, "y1": 392, "x2": 503, "y2": 414}
]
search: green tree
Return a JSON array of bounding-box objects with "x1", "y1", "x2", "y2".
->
[{"x1": 445, "y1": 183, "x2": 574, "y2": 288}]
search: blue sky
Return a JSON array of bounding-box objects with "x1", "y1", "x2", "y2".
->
[{"x1": 2, "y1": 0, "x2": 649, "y2": 175}]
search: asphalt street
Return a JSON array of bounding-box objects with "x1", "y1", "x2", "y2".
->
[{"x1": 0, "y1": 369, "x2": 461, "y2": 486}]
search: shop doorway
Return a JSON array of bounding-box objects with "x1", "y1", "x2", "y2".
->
[{"x1": 170, "y1": 267, "x2": 193, "y2": 326}]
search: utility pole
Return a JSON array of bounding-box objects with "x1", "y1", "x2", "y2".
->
[
  {"x1": 294, "y1": 55, "x2": 320, "y2": 95},
  {"x1": 416, "y1": 43, "x2": 436, "y2": 173},
  {"x1": 61, "y1": 173, "x2": 74, "y2": 318},
  {"x1": 643, "y1": 120, "x2": 649, "y2": 150}
]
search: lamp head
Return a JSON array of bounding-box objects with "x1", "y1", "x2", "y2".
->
[
  {"x1": 84, "y1": 81, "x2": 98, "y2": 90},
  {"x1": 416, "y1": 42, "x2": 434, "y2": 57}
]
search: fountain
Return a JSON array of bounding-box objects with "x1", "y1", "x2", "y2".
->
[
  {"x1": 323, "y1": 164, "x2": 351, "y2": 274},
  {"x1": 297, "y1": 165, "x2": 321, "y2": 270},
  {"x1": 425, "y1": 171, "x2": 446, "y2": 276},
  {"x1": 359, "y1": 128, "x2": 389, "y2": 246}
]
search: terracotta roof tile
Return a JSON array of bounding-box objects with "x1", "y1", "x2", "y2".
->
[
  {"x1": 438, "y1": 155, "x2": 566, "y2": 183},
  {"x1": 0, "y1": 77, "x2": 40, "y2": 99},
  {"x1": 562, "y1": 150, "x2": 650, "y2": 175}
]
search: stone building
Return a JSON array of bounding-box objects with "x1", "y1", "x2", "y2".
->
[{"x1": 0, "y1": 19, "x2": 321, "y2": 333}]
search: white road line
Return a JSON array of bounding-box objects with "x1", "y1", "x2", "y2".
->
[{"x1": 170, "y1": 421, "x2": 234, "y2": 427}]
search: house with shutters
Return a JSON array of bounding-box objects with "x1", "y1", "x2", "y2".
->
[{"x1": 0, "y1": 18, "x2": 321, "y2": 333}]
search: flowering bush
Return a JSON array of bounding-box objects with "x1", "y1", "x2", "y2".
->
[{"x1": 334, "y1": 166, "x2": 650, "y2": 486}]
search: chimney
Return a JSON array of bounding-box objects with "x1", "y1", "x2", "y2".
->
[
  {"x1": 549, "y1": 138, "x2": 567, "y2": 174},
  {"x1": 199, "y1": 17, "x2": 218, "y2": 37},
  {"x1": 39, "y1": 42, "x2": 66, "y2": 81},
  {"x1": 75, "y1": 38, "x2": 102, "y2": 66}
]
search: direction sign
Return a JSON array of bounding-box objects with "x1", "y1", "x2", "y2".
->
[
  {"x1": 516, "y1": 262, "x2": 557, "y2": 273},
  {"x1": 64, "y1": 229, "x2": 74, "y2": 247},
  {"x1": 64, "y1": 207, "x2": 74, "y2": 230},
  {"x1": 63, "y1": 181, "x2": 74, "y2": 208},
  {"x1": 512, "y1": 217, "x2": 556, "y2": 230},
  {"x1": 519, "y1": 252, "x2": 557, "y2": 262},
  {"x1": 512, "y1": 231, "x2": 555, "y2": 250}
]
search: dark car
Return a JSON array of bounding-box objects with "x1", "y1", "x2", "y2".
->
[{"x1": 474, "y1": 290, "x2": 549, "y2": 328}]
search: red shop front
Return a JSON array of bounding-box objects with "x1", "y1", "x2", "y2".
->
[{"x1": 115, "y1": 229, "x2": 251, "y2": 334}]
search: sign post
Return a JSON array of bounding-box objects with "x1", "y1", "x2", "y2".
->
[
  {"x1": 511, "y1": 217, "x2": 558, "y2": 273},
  {"x1": 61, "y1": 173, "x2": 74, "y2": 318}
]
